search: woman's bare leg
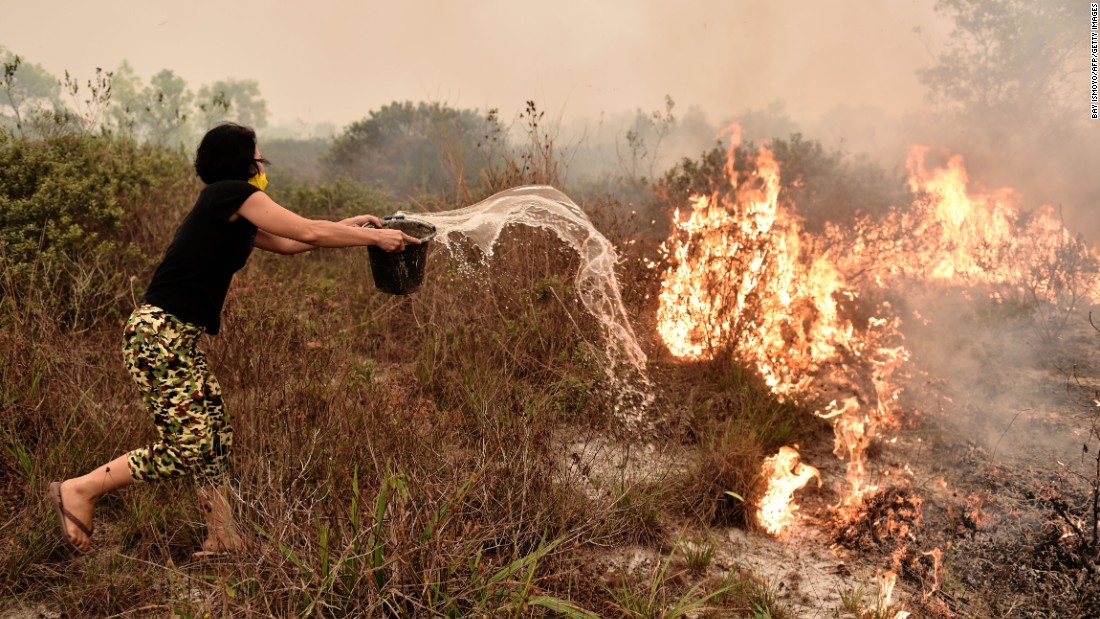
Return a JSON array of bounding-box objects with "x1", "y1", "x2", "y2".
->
[
  {"x1": 196, "y1": 484, "x2": 241, "y2": 552},
  {"x1": 58, "y1": 454, "x2": 135, "y2": 552}
]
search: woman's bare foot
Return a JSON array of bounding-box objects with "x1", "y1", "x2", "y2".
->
[
  {"x1": 52, "y1": 480, "x2": 95, "y2": 552},
  {"x1": 196, "y1": 485, "x2": 241, "y2": 553},
  {"x1": 53, "y1": 454, "x2": 135, "y2": 553}
]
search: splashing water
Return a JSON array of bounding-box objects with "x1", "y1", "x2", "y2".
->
[{"x1": 405, "y1": 185, "x2": 652, "y2": 419}]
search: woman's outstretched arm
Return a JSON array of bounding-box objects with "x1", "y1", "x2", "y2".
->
[
  {"x1": 252, "y1": 214, "x2": 388, "y2": 255},
  {"x1": 237, "y1": 192, "x2": 418, "y2": 252}
]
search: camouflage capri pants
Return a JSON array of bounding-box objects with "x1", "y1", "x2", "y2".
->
[{"x1": 123, "y1": 304, "x2": 232, "y2": 484}]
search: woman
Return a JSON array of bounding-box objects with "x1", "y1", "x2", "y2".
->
[{"x1": 48, "y1": 122, "x2": 419, "y2": 554}]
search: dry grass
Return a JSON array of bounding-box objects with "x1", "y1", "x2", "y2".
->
[
  {"x1": 0, "y1": 129, "x2": 846, "y2": 617},
  {"x1": 0, "y1": 196, "x2": 776, "y2": 617}
]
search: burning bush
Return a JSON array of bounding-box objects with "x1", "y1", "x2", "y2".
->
[{"x1": 660, "y1": 132, "x2": 910, "y2": 235}]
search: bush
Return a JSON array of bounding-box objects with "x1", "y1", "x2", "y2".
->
[
  {"x1": 326, "y1": 101, "x2": 500, "y2": 201},
  {"x1": 659, "y1": 133, "x2": 910, "y2": 233},
  {"x1": 0, "y1": 129, "x2": 191, "y2": 324},
  {"x1": 259, "y1": 136, "x2": 331, "y2": 184}
]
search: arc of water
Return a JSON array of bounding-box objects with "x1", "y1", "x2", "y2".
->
[{"x1": 408, "y1": 185, "x2": 650, "y2": 409}]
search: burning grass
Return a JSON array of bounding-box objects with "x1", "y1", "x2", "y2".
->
[
  {"x1": 0, "y1": 135, "x2": 791, "y2": 614},
  {"x1": 4, "y1": 124, "x2": 1100, "y2": 617}
]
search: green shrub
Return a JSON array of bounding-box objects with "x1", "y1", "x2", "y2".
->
[
  {"x1": 326, "y1": 101, "x2": 500, "y2": 201},
  {"x1": 0, "y1": 129, "x2": 190, "y2": 323}
]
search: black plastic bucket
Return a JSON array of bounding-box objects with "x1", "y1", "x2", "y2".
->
[{"x1": 366, "y1": 217, "x2": 436, "y2": 295}]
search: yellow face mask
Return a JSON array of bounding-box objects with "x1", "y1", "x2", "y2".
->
[{"x1": 248, "y1": 172, "x2": 269, "y2": 191}]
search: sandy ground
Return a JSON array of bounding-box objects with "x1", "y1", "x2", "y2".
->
[
  {"x1": 564, "y1": 434, "x2": 909, "y2": 617},
  {"x1": 7, "y1": 309, "x2": 1097, "y2": 618},
  {"x1": 567, "y1": 307, "x2": 1100, "y2": 618}
]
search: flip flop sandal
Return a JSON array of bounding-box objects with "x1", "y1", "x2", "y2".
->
[{"x1": 49, "y1": 481, "x2": 93, "y2": 552}]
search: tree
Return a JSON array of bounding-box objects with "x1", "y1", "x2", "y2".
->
[
  {"x1": 916, "y1": 0, "x2": 1098, "y2": 237},
  {"x1": 60, "y1": 67, "x2": 113, "y2": 132},
  {"x1": 107, "y1": 68, "x2": 195, "y2": 146},
  {"x1": 196, "y1": 79, "x2": 269, "y2": 131},
  {"x1": 141, "y1": 70, "x2": 194, "y2": 146},
  {"x1": 918, "y1": 0, "x2": 1077, "y2": 142},
  {"x1": 0, "y1": 48, "x2": 62, "y2": 137},
  {"x1": 105, "y1": 60, "x2": 144, "y2": 136},
  {"x1": 619, "y1": 95, "x2": 676, "y2": 182},
  {"x1": 326, "y1": 101, "x2": 496, "y2": 198}
]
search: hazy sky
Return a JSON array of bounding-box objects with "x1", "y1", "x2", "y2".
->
[{"x1": 0, "y1": 0, "x2": 949, "y2": 131}]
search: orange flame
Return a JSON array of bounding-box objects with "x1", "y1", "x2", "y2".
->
[
  {"x1": 835, "y1": 146, "x2": 1100, "y2": 306},
  {"x1": 656, "y1": 134, "x2": 862, "y2": 397},
  {"x1": 819, "y1": 397, "x2": 875, "y2": 504},
  {"x1": 656, "y1": 133, "x2": 1098, "y2": 539},
  {"x1": 756, "y1": 446, "x2": 822, "y2": 537},
  {"x1": 656, "y1": 131, "x2": 910, "y2": 532}
]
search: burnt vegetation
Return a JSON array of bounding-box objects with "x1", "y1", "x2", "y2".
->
[
  {"x1": 0, "y1": 102, "x2": 830, "y2": 616},
  {"x1": 4, "y1": 2, "x2": 1100, "y2": 614},
  {"x1": 2, "y1": 102, "x2": 1095, "y2": 619}
]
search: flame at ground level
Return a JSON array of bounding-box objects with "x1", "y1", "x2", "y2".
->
[
  {"x1": 656, "y1": 135, "x2": 1100, "y2": 539},
  {"x1": 757, "y1": 446, "x2": 822, "y2": 537},
  {"x1": 655, "y1": 132, "x2": 910, "y2": 533}
]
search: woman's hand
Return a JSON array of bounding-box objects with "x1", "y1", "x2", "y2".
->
[
  {"x1": 238, "y1": 193, "x2": 420, "y2": 251},
  {"x1": 337, "y1": 214, "x2": 384, "y2": 228},
  {"x1": 342, "y1": 214, "x2": 421, "y2": 252},
  {"x1": 367, "y1": 228, "x2": 422, "y2": 252}
]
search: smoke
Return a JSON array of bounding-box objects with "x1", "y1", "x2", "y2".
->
[
  {"x1": 896, "y1": 288, "x2": 1083, "y2": 467},
  {"x1": 883, "y1": 1, "x2": 1099, "y2": 481},
  {"x1": 604, "y1": 0, "x2": 1100, "y2": 482},
  {"x1": 5, "y1": 1, "x2": 1096, "y2": 469},
  {"x1": 560, "y1": 0, "x2": 1100, "y2": 485}
]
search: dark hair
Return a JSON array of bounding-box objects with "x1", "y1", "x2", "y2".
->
[{"x1": 193, "y1": 122, "x2": 259, "y2": 184}]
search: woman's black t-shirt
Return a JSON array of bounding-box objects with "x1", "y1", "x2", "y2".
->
[{"x1": 143, "y1": 180, "x2": 261, "y2": 335}]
